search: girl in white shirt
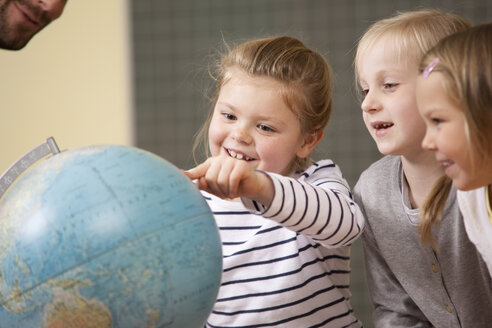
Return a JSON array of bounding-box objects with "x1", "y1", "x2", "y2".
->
[{"x1": 418, "y1": 23, "x2": 492, "y2": 277}]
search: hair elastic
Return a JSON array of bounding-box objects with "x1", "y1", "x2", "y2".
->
[{"x1": 423, "y1": 57, "x2": 440, "y2": 78}]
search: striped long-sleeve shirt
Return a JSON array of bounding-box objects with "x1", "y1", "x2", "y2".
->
[{"x1": 204, "y1": 160, "x2": 365, "y2": 328}]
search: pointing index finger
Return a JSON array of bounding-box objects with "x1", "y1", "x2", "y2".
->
[{"x1": 183, "y1": 160, "x2": 211, "y2": 180}]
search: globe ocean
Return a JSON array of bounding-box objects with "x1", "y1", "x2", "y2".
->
[{"x1": 0, "y1": 145, "x2": 222, "y2": 328}]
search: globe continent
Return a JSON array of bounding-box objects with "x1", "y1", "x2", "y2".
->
[{"x1": 0, "y1": 145, "x2": 222, "y2": 328}]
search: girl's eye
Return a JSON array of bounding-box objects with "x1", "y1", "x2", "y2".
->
[
  {"x1": 223, "y1": 113, "x2": 236, "y2": 120},
  {"x1": 383, "y1": 83, "x2": 398, "y2": 90},
  {"x1": 431, "y1": 117, "x2": 444, "y2": 125},
  {"x1": 360, "y1": 88, "x2": 369, "y2": 97},
  {"x1": 258, "y1": 124, "x2": 275, "y2": 132}
]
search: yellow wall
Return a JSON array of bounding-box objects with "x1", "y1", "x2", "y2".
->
[{"x1": 0, "y1": 0, "x2": 133, "y2": 174}]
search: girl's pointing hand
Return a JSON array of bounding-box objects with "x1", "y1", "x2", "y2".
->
[{"x1": 184, "y1": 154, "x2": 274, "y2": 206}]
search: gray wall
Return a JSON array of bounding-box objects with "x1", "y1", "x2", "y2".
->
[{"x1": 130, "y1": 1, "x2": 491, "y2": 326}]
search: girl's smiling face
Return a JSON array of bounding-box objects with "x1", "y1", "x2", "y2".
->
[
  {"x1": 208, "y1": 68, "x2": 316, "y2": 175},
  {"x1": 357, "y1": 34, "x2": 426, "y2": 158},
  {"x1": 417, "y1": 72, "x2": 492, "y2": 190}
]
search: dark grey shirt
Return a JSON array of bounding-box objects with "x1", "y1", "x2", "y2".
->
[{"x1": 354, "y1": 155, "x2": 492, "y2": 328}]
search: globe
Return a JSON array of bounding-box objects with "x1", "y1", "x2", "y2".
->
[{"x1": 0, "y1": 144, "x2": 222, "y2": 328}]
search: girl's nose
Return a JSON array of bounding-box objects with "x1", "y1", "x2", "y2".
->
[
  {"x1": 361, "y1": 90, "x2": 382, "y2": 113},
  {"x1": 231, "y1": 126, "x2": 253, "y2": 144},
  {"x1": 421, "y1": 130, "x2": 436, "y2": 151}
]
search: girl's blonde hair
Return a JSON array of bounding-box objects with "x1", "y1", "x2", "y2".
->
[
  {"x1": 353, "y1": 9, "x2": 470, "y2": 248},
  {"x1": 355, "y1": 9, "x2": 470, "y2": 80},
  {"x1": 193, "y1": 36, "x2": 332, "y2": 173},
  {"x1": 419, "y1": 23, "x2": 492, "y2": 247}
]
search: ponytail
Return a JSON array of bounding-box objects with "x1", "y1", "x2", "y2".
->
[{"x1": 419, "y1": 176, "x2": 453, "y2": 249}]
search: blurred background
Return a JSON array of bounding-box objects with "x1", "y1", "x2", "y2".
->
[{"x1": 1, "y1": 0, "x2": 490, "y2": 326}]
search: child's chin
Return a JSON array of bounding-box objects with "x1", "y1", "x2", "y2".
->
[
  {"x1": 453, "y1": 178, "x2": 482, "y2": 192},
  {"x1": 375, "y1": 145, "x2": 394, "y2": 156}
]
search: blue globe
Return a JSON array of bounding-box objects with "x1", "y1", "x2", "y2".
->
[{"x1": 0, "y1": 145, "x2": 222, "y2": 328}]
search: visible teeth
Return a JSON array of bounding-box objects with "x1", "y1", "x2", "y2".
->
[
  {"x1": 227, "y1": 149, "x2": 253, "y2": 161},
  {"x1": 376, "y1": 123, "x2": 393, "y2": 129}
]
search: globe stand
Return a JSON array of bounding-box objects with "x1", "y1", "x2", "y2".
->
[{"x1": 0, "y1": 137, "x2": 60, "y2": 200}]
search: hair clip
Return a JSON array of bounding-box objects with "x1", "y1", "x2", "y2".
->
[{"x1": 422, "y1": 57, "x2": 440, "y2": 78}]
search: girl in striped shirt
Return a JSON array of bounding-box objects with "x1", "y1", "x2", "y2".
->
[{"x1": 185, "y1": 35, "x2": 364, "y2": 328}]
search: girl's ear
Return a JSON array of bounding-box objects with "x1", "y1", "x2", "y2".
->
[{"x1": 297, "y1": 128, "x2": 324, "y2": 159}]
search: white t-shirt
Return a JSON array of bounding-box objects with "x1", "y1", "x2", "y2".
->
[{"x1": 458, "y1": 187, "x2": 492, "y2": 278}]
